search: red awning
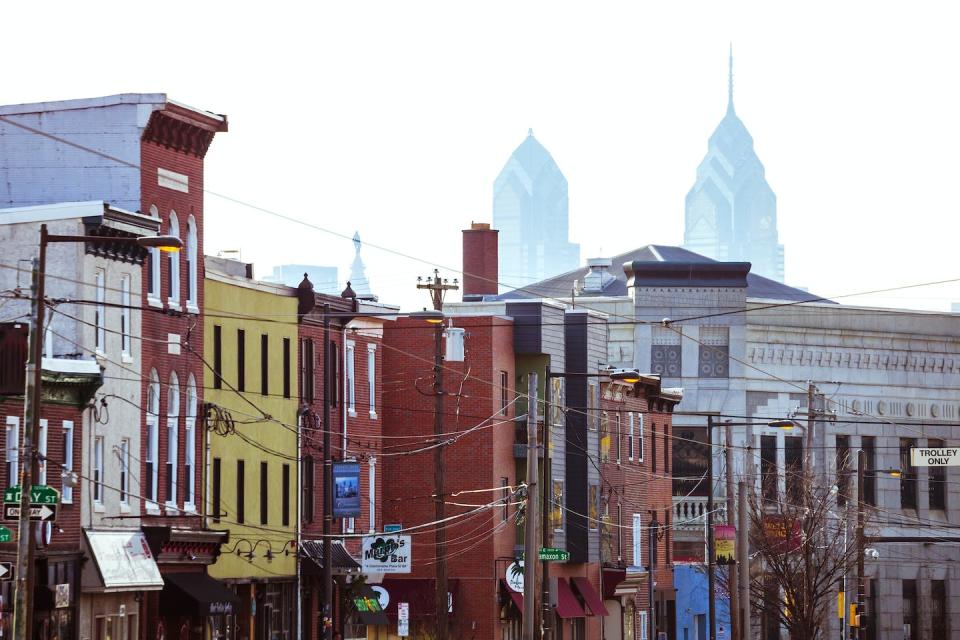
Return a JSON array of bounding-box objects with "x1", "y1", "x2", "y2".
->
[
  {"x1": 602, "y1": 568, "x2": 626, "y2": 599},
  {"x1": 554, "y1": 578, "x2": 586, "y2": 619},
  {"x1": 500, "y1": 579, "x2": 524, "y2": 613},
  {"x1": 571, "y1": 576, "x2": 609, "y2": 616}
]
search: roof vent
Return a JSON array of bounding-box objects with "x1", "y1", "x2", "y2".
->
[{"x1": 580, "y1": 258, "x2": 615, "y2": 293}]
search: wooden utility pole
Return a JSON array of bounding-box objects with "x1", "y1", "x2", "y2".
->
[
  {"x1": 737, "y1": 480, "x2": 750, "y2": 640},
  {"x1": 724, "y1": 421, "x2": 738, "y2": 640},
  {"x1": 706, "y1": 414, "x2": 716, "y2": 640},
  {"x1": 524, "y1": 373, "x2": 539, "y2": 640}
]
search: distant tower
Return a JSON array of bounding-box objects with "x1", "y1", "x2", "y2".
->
[
  {"x1": 493, "y1": 129, "x2": 580, "y2": 292},
  {"x1": 684, "y1": 48, "x2": 785, "y2": 282},
  {"x1": 348, "y1": 231, "x2": 374, "y2": 298}
]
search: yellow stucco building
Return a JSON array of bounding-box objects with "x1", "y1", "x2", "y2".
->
[{"x1": 203, "y1": 257, "x2": 300, "y2": 640}]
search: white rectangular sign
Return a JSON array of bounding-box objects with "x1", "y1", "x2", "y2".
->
[
  {"x1": 911, "y1": 448, "x2": 960, "y2": 467},
  {"x1": 397, "y1": 602, "x2": 409, "y2": 636},
  {"x1": 361, "y1": 535, "x2": 411, "y2": 573}
]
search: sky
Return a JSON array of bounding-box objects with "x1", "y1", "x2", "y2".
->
[{"x1": 3, "y1": 1, "x2": 959, "y2": 312}]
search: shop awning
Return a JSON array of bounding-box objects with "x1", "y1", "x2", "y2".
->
[
  {"x1": 554, "y1": 578, "x2": 586, "y2": 619},
  {"x1": 500, "y1": 579, "x2": 524, "y2": 613},
  {"x1": 161, "y1": 572, "x2": 239, "y2": 616},
  {"x1": 300, "y1": 540, "x2": 362, "y2": 575},
  {"x1": 602, "y1": 568, "x2": 626, "y2": 599},
  {"x1": 352, "y1": 584, "x2": 389, "y2": 626},
  {"x1": 571, "y1": 577, "x2": 609, "y2": 616},
  {"x1": 82, "y1": 530, "x2": 163, "y2": 593}
]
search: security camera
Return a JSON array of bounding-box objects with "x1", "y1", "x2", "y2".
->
[{"x1": 864, "y1": 548, "x2": 879, "y2": 559}]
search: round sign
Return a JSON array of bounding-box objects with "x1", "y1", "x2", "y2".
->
[
  {"x1": 505, "y1": 561, "x2": 524, "y2": 593},
  {"x1": 371, "y1": 585, "x2": 389, "y2": 610}
]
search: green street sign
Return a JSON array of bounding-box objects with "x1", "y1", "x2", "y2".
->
[
  {"x1": 3, "y1": 485, "x2": 60, "y2": 505},
  {"x1": 538, "y1": 547, "x2": 570, "y2": 562},
  {"x1": 0, "y1": 526, "x2": 11, "y2": 542}
]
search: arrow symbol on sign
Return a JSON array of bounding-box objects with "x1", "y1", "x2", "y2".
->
[
  {"x1": 0, "y1": 564, "x2": 9, "y2": 579},
  {"x1": 38, "y1": 505, "x2": 53, "y2": 520}
]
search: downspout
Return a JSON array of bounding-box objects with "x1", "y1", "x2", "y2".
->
[{"x1": 296, "y1": 407, "x2": 305, "y2": 640}]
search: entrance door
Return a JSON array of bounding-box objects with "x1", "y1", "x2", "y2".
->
[{"x1": 694, "y1": 614, "x2": 706, "y2": 640}]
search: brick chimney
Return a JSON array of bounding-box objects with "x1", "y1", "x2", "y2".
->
[{"x1": 462, "y1": 222, "x2": 499, "y2": 301}]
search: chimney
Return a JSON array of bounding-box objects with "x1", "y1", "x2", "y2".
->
[{"x1": 462, "y1": 222, "x2": 499, "y2": 301}]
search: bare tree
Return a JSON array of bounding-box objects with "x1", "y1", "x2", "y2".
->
[{"x1": 747, "y1": 467, "x2": 857, "y2": 640}]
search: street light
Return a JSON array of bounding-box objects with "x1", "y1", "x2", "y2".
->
[{"x1": 13, "y1": 224, "x2": 180, "y2": 640}]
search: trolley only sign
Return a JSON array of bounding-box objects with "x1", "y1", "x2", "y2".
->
[{"x1": 911, "y1": 448, "x2": 960, "y2": 467}]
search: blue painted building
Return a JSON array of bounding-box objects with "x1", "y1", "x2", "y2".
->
[{"x1": 675, "y1": 565, "x2": 731, "y2": 640}]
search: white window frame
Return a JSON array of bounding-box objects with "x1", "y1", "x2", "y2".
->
[
  {"x1": 93, "y1": 436, "x2": 104, "y2": 506},
  {"x1": 120, "y1": 274, "x2": 131, "y2": 360},
  {"x1": 184, "y1": 375, "x2": 197, "y2": 511},
  {"x1": 147, "y1": 205, "x2": 161, "y2": 305},
  {"x1": 95, "y1": 269, "x2": 106, "y2": 353},
  {"x1": 628, "y1": 412, "x2": 635, "y2": 461},
  {"x1": 119, "y1": 437, "x2": 130, "y2": 507},
  {"x1": 368, "y1": 457, "x2": 376, "y2": 533},
  {"x1": 38, "y1": 419, "x2": 47, "y2": 486},
  {"x1": 638, "y1": 413, "x2": 645, "y2": 462},
  {"x1": 146, "y1": 370, "x2": 160, "y2": 509},
  {"x1": 167, "y1": 210, "x2": 181, "y2": 309},
  {"x1": 367, "y1": 343, "x2": 377, "y2": 418},
  {"x1": 185, "y1": 215, "x2": 199, "y2": 312},
  {"x1": 632, "y1": 513, "x2": 643, "y2": 567},
  {"x1": 346, "y1": 341, "x2": 356, "y2": 417},
  {"x1": 61, "y1": 420, "x2": 74, "y2": 503},
  {"x1": 5, "y1": 416, "x2": 19, "y2": 487},
  {"x1": 616, "y1": 412, "x2": 622, "y2": 465},
  {"x1": 166, "y1": 372, "x2": 179, "y2": 509},
  {"x1": 638, "y1": 611, "x2": 649, "y2": 640}
]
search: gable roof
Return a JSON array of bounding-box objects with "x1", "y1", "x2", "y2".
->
[{"x1": 500, "y1": 244, "x2": 823, "y2": 303}]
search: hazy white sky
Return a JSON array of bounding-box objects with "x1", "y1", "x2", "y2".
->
[{"x1": 4, "y1": 1, "x2": 959, "y2": 311}]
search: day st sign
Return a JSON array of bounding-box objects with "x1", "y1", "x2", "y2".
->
[
  {"x1": 911, "y1": 448, "x2": 960, "y2": 467},
  {"x1": 0, "y1": 526, "x2": 12, "y2": 542},
  {"x1": 3, "y1": 484, "x2": 60, "y2": 505}
]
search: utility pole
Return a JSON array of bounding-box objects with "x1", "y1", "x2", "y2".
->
[
  {"x1": 724, "y1": 421, "x2": 738, "y2": 640},
  {"x1": 321, "y1": 303, "x2": 333, "y2": 640},
  {"x1": 523, "y1": 373, "x2": 539, "y2": 640},
  {"x1": 737, "y1": 480, "x2": 750, "y2": 640},
  {"x1": 854, "y1": 449, "x2": 866, "y2": 640},
  {"x1": 542, "y1": 368, "x2": 552, "y2": 640},
  {"x1": 417, "y1": 271, "x2": 458, "y2": 640},
  {"x1": 706, "y1": 414, "x2": 716, "y2": 640}
]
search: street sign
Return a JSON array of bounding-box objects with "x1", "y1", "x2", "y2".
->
[
  {"x1": 0, "y1": 562, "x2": 14, "y2": 581},
  {"x1": 3, "y1": 504, "x2": 57, "y2": 522},
  {"x1": 538, "y1": 547, "x2": 570, "y2": 562},
  {"x1": 0, "y1": 526, "x2": 12, "y2": 542},
  {"x1": 384, "y1": 524, "x2": 403, "y2": 533},
  {"x1": 911, "y1": 447, "x2": 960, "y2": 467},
  {"x1": 3, "y1": 484, "x2": 60, "y2": 505}
]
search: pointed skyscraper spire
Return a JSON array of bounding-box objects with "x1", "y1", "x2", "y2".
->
[
  {"x1": 348, "y1": 231, "x2": 374, "y2": 299},
  {"x1": 727, "y1": 43, "x2": 735, "y2": 115}
]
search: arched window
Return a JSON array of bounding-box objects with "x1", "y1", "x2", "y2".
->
[
  {"x1": 146, "y1": 369, "x2": 160, "y2": 504},
  {"x1": 186, "y1": 215, "x2": 198, "y2": 309},
  {"x1": 166, "y1": 372, "x2": 180, "y2": 506},
  {"x1": 148, "y1": 205, "x2": 161, "y2": 300},
  {"x1": 184, "y1": 374, "x2": 197, "y2": 508},
  {"x1": 167, "y1": 211, "x2": 180, "y2": 307}
]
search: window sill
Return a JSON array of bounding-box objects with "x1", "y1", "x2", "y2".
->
[
  {"x1": 119, "y1": 503, "x2": 131, "y2": 514},
  {"x1": 369, "y1": 411, "x2": 378, "y2": 420},
  {"x1": 165, "y1": 502, "x2": 180, "y2": 514},
  {"x1": 94, "y1": 502, "x2": 106, "y2": 513},
  {"x1": 168, "y1": 301, "x2": 182, "y2": 312},
  {"x1": 147, "y1": 297, "x2": 163, "y2": 309},
  {"x1": 186, "y1": 304, "x2": 200, "y2": 315},
  {"x1": 348, "y1": 409, "x2": 358, "y2": 418},
  {"x1": 183, "y1": 502, "x2": 197, "y2": 514},
  {"x1": 121, "y1": 353, "x2": 134, "y2": 364},
  {"x1": 145, "y1": 504, "x2": 161, "y2": 516}
]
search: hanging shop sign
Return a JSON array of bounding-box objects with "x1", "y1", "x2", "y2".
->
[
  {"x1": 505, "y1": 561, "x2": 524, "y2": 592},
  {"x1": 714, "y1": 525, "x2": 736, "y2": 565},
  {"x1": 361, "y1": 535, "x2": 411, "y2": 573},
  {"x1": 332, "y1": 462, "x2": 362, "y2": 518}
]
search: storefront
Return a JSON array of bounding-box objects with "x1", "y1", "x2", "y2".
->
[{"x1": 299, "y1": 540, "x2": 363, "y2": 640}]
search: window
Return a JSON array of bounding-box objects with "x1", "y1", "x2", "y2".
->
[
  {"x1": 302, "y1": 456, "x2": 314, "y2": 523},
  {"x1": 119, "y1": 438, "x2": 130, "y2": 505},
  {"x1": 588, "y1": 484, "x2": 599, "y2": 530},
  {"x1": 260, "y1": 462, "x2": 269, "y2": 525},
  {"x1": 5, "y1": 416, "x2": 18, "y2": 487},
  {"x1": 617, "y1": 503, "x2": 623, "y2": 562},
  {"x1": 928, "y1": 438, "x2": 947, "y2": 511},
  {"x1": 637, "y1": 413, "x2": 644, "y2": 461},
  {"x1": 836, "y1": 435, "x2": 851, "y2": 506},
  {"x1": 167, "y1": 211, "x2": 180, "y2": 305},
  {"x1": 212, "y1": 458, "x2": 222, "y2": 523},
  {"x1": 632, "y1": 513, "x2": 642, "y2": 567},
  {"x1": 902, "y1": 579, "x2": 918, "y2": 640},
  {"x1": 301, "y1": 339, "x2": 315, "y2": 403},
  {"x1": 664, "y1": 428, "x2": 670, "y2": 473},
  {"x1": 148, "y1": 205, "x2": 160, "y2": 299},
  {"x1": 185, "y1": 375, "x2": 197, "y2": 508},
  {"x1": 146, "y1": 370, "x2": 160, "y2": 504},
  {"x1": 237, "y1": 329, "x2": 246, "y2": 391},
  {"x1": 628, "y1": 413, "x2": 635, "y2": 460},
  {"x1": 862, "y1": 436, "x2": 877, "y2": 506},
  {"x1": 600, "y1": 412, "x2": 610, "y2": 462},
  {"x1": 61, "y1": 420, "x2": 74, "y2": 503},
  {"x1": 587, "y1": 382, "x2": 598, "y2": 430},
  {"x1": 932, "y1": 580, "x2": 947, "y2": 635},
  {"x1": 166, "y1": 372, "x2": 179, "y2": 507},
  {"x1": 93, "y1": 436, "x2": 104, "y2": 504},
  {"x1": 551, "y1": 479, "x2": 564, "y2": 531},
  {"x1": 550, "y1": 378, "x2": 563, "y2": 425},
  {"x1": 369, "y1": 457, "x2": 376, "y2": 532},
  {"x1": 213, "y1": 325, "x2": 223, "y2": 389},
  {"x1": 501, "y1": 477, "x2": 510, "y2": 523},
  {"x1": 282, "y1": 463, "x2": 290, "y2": 527},
  {"x1": 500, "y1": 371, "x2": 509, "y2": 415},
  {"x1": 186, "y1": 215, "x2": 198, "y2": 308},
  {"x1": 615, "y1": 413, "x2": 622, "y2": 464},
  {"x1": 120, "y1": 274, "x2": 131, "y2": 357},
  {"x1": 697, "y1": 326, "x2": 729, "y2": 378},
  {"x1": 761, "y1": 435, "x2": 778, "y2": 503},
  {"x1": 664, "y1": 509, "x2": 671, "y2": 562},
  {"x1": 367, "y1": 344, "x2": 376, "y2": 416},
  {"x1": 652, "y1": 422, "x2": 657, "y2": 474},
  {"x1": 329, "y1": 341, "x2": 339, "y2": 407},
  {"x1": 283, "y1": 338, "x2": 292, "y2": 399},
  {"x1": 651, "y1": 326, "x2": 681, "y2": 377},
  {"x1": 900, "y1": 438, "x2": 918, "y2": 509},
  {"x1": 38, "y1": 419, "x2": 47, "y2": 486},
  {"x1": 95, "y1": 269, "x2": 106, "y2": 352},
  {"x1": 260, "y1": 334, "x2": 269, "y2": 396},
  {"x1": 638, "y1": 610, "x2": 648, "y2": 640},
  {"x1": 785, "y1": 436, "x2": 803, "y2": 504},
  {"x1": 237, "y1": 460, "x2": 246, "y2": 523},
  {"x1": 346, "y1": 341, "x2": 356, "y2": 414}
]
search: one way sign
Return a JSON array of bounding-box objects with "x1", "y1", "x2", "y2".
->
[
  {"x1": 3, "y1": 504, "x2": 57, "y2": 522},
  {"x1": 0, "y1": 561, "x2": 14, "y2": 581}
]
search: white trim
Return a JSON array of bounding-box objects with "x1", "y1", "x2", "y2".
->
[
  {"x1": 61, "y1": 420, "x2": 74, "y2": 503},
  {"x1": 638, "y1": 413, "x2": 645, "y2": 462},
  {"x1": 38, "y1": 419, "x2": 47, "y2": 486},
  {"x1": 120, "y1": 274, "x2": 131, "y2": 357},
  {"x1": 632, "y1": 513, "x2": 642, "y2": 567},
  {"x1": 346, "y1": 341, "x2": 356, "y2": 417},
  {"x1": 367, "y1": 343, "x2": 377, "y2": 419},
  {"x1": 93, "y1": 435, "x2": 104, "y2": 505},
  {"x1": 5, "y1": 416, "x2": 19, "y2": 486},
  {"x1": 368, "y1": 457, "x2": 376, "y2": 533}
]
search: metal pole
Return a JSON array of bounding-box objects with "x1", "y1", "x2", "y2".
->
[
  {"x1": 648, "y1": 518, "x2": 655, "y2": 640},
  {"x1": 13, "y1": 227, "x2": 46, "y2": 640},
  {"x1": 433, "y1": 317, "x2": 449, "y2": 640},
  {"x1": 854, "y1": 449, "x2": 865, "y2": 640},
  {"x1": 322, "y1": 304, "x2": 333, "y2": 640},
  {"x1": 523, "y1": 373, "x2": 539, "y2": 640},
  {"x1": 707, "y1": 414, "x2": 716, "y2": 640},
  {"x1": 725, "y1": 421, "x2": 738, "y2": 640},
  {"x1": 807, "y1": 383, "x2": 816, "y2": 471},
  {"x1": 737, "y1": 480, "x2": 750, "y2": 640}
]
